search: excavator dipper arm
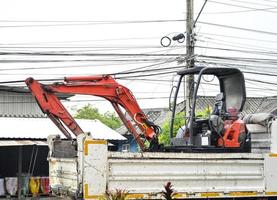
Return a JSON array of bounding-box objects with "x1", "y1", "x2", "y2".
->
[{"x1": 25, "y1": 75, "x2": 160, "y2": 151}]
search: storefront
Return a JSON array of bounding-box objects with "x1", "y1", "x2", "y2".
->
[{"x1": 0, "y1": 140, "x2": 49, "y2": 198}]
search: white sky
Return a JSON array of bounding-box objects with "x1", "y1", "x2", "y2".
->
[{"x1": 0, "y1": 0, "x2": 277, "y2": 113}]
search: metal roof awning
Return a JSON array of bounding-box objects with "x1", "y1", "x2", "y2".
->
[
  {"x1": 0, "y1": 117, "x2": 126, "y2": 141},
  {"x1": 0, "y1": 140, "x2": 116, "y2": 147},
  {"x1": 0, "y1": 140, "x2": 47, "y2": 146}
]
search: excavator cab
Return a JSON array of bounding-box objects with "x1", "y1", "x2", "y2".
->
[{"x1": 169, "y1": 66, "x2": 251, "y2": 152}]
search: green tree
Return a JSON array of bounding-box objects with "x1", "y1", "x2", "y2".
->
[
  {"x1": 74, "y1": 104, "x2": 121, "y2": 130},
  {"x1": 158, "y1": 107, "x2": 211, "y2": 145},
  {"x1": 159, "y1": 112, "x2": 185, "y2": 145}
]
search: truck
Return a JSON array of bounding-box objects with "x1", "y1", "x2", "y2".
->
[
  {"x1": 47, "y1": 129, "x2": 277, "y2": 199},
  {"x1": 26, "y1": 67, "x2": 277, "y2": 199}
]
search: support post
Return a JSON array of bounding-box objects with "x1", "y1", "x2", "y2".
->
[{"x1": 17, "y1": 146, "x2": 22, "y2": 199}]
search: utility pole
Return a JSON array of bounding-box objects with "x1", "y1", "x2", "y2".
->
[{"x1": 185, "y1": 0, "x2": 195, "y2": 118}]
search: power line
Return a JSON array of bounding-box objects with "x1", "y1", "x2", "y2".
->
[
  {"x1": 0, "y1": 19, "x2": 185, "y2": 28},
  {"x1": 243, "y1": 71, "x2": 277, "y2": 77},
  {"x1": 196, "y1": 45, "x2": 277, "y2": 57},
  {"x1": 198, "y1": 35, "x2": 277, "y2": 52},
  {"x1": 0, "y1": 19, "x2": 275, "y2": 38},
  {"x1": 200, "y1": 61, "x2": 277, "y2": 77},
  {"x1": 116, "y1": 58, "x2": 177, "y2": 74},
  {"x1": 198, "y1": 32, "x2": 277, "y2": 43},
  {"x1": 0, "y1": 58, "x2": 173, "y2": 63},
  {"x1": 262, "y1": 0, "x2": 277, "y2": 3},
  {"x1": 0, "y1": 19, "x2": 184, "y2": 23},
  {"x1": 209, "y1": 0, "x2": 277, "y2": 14},
  {"x1": 0, "y1": 78, "x2": 63, "y2": 85},
  {"x1": 0, "y1": 36, "x2": 161, "y2": 46},
  {"x1": 0, "y1": 45, "x2": 173, "y2": 49},
  {"x1": 200, "y1": 7, "x2": 277, "y2": 14},
  {"x1": 0, "y1": 60, "x2": 179, "y2": 73},
  {"x1": 0, "y1": 67, "x2": 181, "y2": 85},
  {"x1": 197, "y1": 42, "x2": 273, "y2": 56},
  {"x1": 0, "y1": 52, "x2": 184, "y2": 57},
  {"x1": 0, "y1": 60, "x2": 170, "y2": 72},
  {"x1": 246, "y1": 78, "x2": 277, "y2": 86},
  {"x1": 230, "y1": 0, "x2": 277, "y2": 7},
  {"x1": 198, "y1": 21, "x2": 277, "y2": 36},
  {"x1": 198, "y1": 0, "x2": 277, "y2": 14},
  {"x1": 196, "y1": 60, "x2": 277, "y2": 71},
  {"x1": 0, "y1": 47, "x2": 184, "y2": 57},
  {"x1": 113, "y1": 65, "x2": 183, "y2": 76},
  {"x1": 194, "y1": 0, "x2": 208, "y2": 26},
  {"x1": 119, "y1": 77, "x2": 277, "y2": 92},
  {"x1": 198, "y1": 55, "x2": 277, "y2": 64},
  {"x1": 197, "y1": 61, "x2": 277, "y2": 86}
]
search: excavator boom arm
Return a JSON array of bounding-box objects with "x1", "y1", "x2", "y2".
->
[{"x1": 25, "y1": 75, "x2": 160, "y2": 151}]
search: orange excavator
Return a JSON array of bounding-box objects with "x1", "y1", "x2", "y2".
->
[
  {"x1": 25, "y1": 66, "x2": 250, "y2": 152},
  {"x1": 25, "y1": 75, "x2": 161, "y2": 151}
]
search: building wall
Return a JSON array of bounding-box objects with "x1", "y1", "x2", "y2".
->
[{"x1": 116, "y1": 135, "x2": 139, "y2": 152}]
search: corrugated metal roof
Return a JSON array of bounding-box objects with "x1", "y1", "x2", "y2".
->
[
  {"x1": 192, "y1": 96, "x2": 265, "y2": 115},
  {"x1": 0, "y1": 117, "x2": 126, "y2": 141},
  {"x1": 0, "y1": 91, "x2": 44, "y2": 117},
  {"x1": 174, "y1": 96, "x2": 266, "y2": 115},
  {"x1": 116, "y1": 108, "x2": 170, "y2": 135},
  {"x1": 0, "y1": 86, "x2": 72, "y2": 118},
  {"x1": 256, "y1": 97, "x2": 277, "y2": 114}
]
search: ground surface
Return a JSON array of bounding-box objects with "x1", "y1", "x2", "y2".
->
[{"x1": 0, "y1": 197, "x2": 69, "y2": 199}]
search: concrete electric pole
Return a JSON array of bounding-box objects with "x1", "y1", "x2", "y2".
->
[{"x1": 185, "y1": 0, "x2": 195, "y2": 118}]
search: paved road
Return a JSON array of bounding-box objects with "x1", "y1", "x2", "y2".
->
[{"x1": 0, "y1": 197, "x2": 70, "y2": 200}]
